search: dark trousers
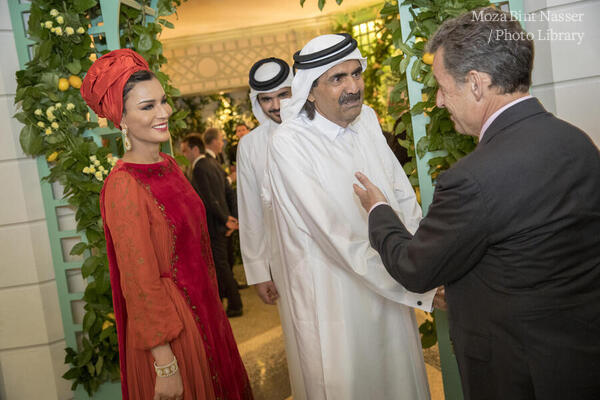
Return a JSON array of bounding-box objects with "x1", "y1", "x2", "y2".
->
[
  {"x1": 451, "y1": 303, "x2": 600, "y2": 400},
  {"x1": 210, "y1": 233, "x2": 242, "y2": 310}
]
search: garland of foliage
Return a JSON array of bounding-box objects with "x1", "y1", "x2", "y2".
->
[{"x1": 14, "y1": 0, "x2": 186, "y2": 395}]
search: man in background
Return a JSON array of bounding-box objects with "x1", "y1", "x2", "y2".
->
[
  {"x1": 236, "y1": 57, "x2": 306, "y2": 397},
  {"x1": 181, "y1": 133, "x2": 243, "y2": 317}
]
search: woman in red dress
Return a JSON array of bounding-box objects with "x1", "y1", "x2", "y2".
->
[{"x1": 81, "y1": 49, "x2": 252, "y2": 400}]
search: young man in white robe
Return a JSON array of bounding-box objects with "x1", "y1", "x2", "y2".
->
[
  {"x1": 264, "y1": 33, "x2": 442, "y2": 400},
  {"x1": 236, "y1": 58, "x2": 307, "y2": 398}
]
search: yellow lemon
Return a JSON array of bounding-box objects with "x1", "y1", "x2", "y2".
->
[
  {"x1": 58, "y1": 78, "x2": 69, "y2": 91},
  {"x1": 47, "y1": 152, "x2": 59, "y2": 162},
  {"x1": 107, "y1": 312, "x2": 115, "y2": 320},
  {"x1": 415, "y1": 187, "x2": 421, "y2": 205},
  {"x1": 422, "y1": 52, "x2": 434, "y2": 65},
  {"x1": 68, "y1": 75, "x2": 82, "y2": 89},
  {"x1": 102, "y1": 320, "x2": 114, "y2": 330}
]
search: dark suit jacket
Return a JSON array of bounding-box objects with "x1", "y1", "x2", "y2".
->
[
  {"x1": 369, "y1": 98, "x2": 600, "y2": 399},
  {"x1": 191, "y1": 154, "x2": 237, "y2": 239}
]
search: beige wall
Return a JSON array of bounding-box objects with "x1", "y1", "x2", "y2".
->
[
  {"x1": 0, "y1": 0, "x2": 72, "y2": 398},
  {"x1": 162, "y1": 16, "x2": 335, "y2": 95},
  {"x1": 526, "y1": 0, "x2": 600, "y2": 146}
]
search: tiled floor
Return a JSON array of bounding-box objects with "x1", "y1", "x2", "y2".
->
[{"x1": 228, "y1": 265, "x2": 445, "y2": 400}]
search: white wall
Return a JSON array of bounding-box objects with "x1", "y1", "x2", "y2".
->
[
  {"x1": 526, "y1": 0, "x2": 600, "y2": 146},
  {"x1": 0, "y1": 0, "x2": 72, "y2": 398}
]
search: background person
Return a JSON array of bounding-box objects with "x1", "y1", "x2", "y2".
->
[
  {"x1": 237, "y1": 57, "x2": 307, "y2": 397},
  {"x1": 182, "y1": 131, "x2": 243, "y2": 317}
]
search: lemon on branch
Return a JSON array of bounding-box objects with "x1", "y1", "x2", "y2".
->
[
  {"x1": 69, "y1": 75, "x2": 82, "y2": 89},
  {"x1": 422, "y1": 52, "x2": 434, "y2": 65},
  {"x1": 58, "y1": 78, "x2": 69, "y2": 91}
]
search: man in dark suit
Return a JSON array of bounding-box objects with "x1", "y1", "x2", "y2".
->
[
  {"x1": 180, "y1": 133, "x2": 243, "y2": 317},
  {"x1": 354, "y1": 7, "x2": 600, "y2": 400}
]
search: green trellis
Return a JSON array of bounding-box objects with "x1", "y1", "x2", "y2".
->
[
  {"x1": 8, "y1": 0, "x2": 165, "y2": 398},
  {"x1": 398, "y1": 1, "x2": 525, "y2": 399}
]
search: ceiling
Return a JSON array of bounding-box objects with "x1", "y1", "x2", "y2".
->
[{"x1": 160, "y1": 0, "x2": 382, "y2": 39}]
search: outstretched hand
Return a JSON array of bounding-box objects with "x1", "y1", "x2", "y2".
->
[{"x1": 353, "y1": 172, "x2": 388, "y2": 213}]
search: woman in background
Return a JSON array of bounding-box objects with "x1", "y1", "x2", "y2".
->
[{"x1": 81, "y1": 48, "x2": 252, "y2": 400}]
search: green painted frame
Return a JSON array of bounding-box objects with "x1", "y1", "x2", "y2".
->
[
  {"x1": 397, "y1": 1, "x2": 524, "y2": 399},
  {"x1": 8, "y1": 0, "x2": 163, "y2": 398}
]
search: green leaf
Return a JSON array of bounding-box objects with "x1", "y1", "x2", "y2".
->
[
  {"x1": 137, "y1": 34, "x2": 153, "y2": 52},
  {"x1": 416, "y1": 135, "x2": 430, "y2": 158},
  {"x1": 158, "y1": 19, "x2": 174, "y2": 29},
  {"x1": 81, "y1": 256, "x2": 100, "y2": 278},
  {"x1": 70, "y1": 242, "x2": 88, "y2": 256},
  {"x1": 399, "y1": 56, "x2": 410, "y2": 75},
  {"x1": 95, "y1": 356, "x2": 104, "y2": 376},
  {"x1": 82, "y1": 310, "x2": 96, "y2": 331},
  {"x1": 411, "y1": 101, "x2": 425, "y2": 116},
  {"x1": 19, "y1": 125, "x2": 44, "y2": 155},
  {"x1": 78, "y1": 348, "x2": 93, "y2": 367},
  {"x1": 66, "y1": 60, "x2": 82, "y2": 75},
  {"x1": 380, "y1": 2, "x2": 399, "y2": 16},
  {"x1": 318, "y1": 0, "x2": 326, "y2": 10},
  {"x1": 38, "y1": 40, "x2": 53, "y2": 61},
  {"x1": 86, "y1": 362, "x2": 95, "y2": 375},
  {"x1": 73, "y1": 0, "x2": 98, "y2": 12},
  {"x1": 99, "y1": 325, "x2": 113, "y2": 341},
  {"x1": 62, "y1": 367, "x2": 81, "y2": 380},
  {"x1": 14, "y1": 112, "x2": 29, "y2": 124}
]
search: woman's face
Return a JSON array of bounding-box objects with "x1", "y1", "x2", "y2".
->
[{"x1": 120, "y1": 78, "x2": 172, "y2": 146}]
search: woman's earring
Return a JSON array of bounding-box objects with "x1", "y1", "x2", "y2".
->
[{"x1": 122, "y1": 127, "x2": 132, "y2": 151}]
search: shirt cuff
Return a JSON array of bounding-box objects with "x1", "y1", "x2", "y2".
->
[{"x1": 368, "y1": 201, "x2": 389, "y2": 215}]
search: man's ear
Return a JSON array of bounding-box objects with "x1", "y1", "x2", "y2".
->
[
  {"x1": 307, "y1": 90, "x2": 316, "y2": 103},
  {"x1": 466, "y1": 70, "x2": 486, "y2": 102}
]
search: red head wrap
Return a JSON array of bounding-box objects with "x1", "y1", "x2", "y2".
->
[{"x1": 80, "y1": 48, "x2": 150, "y2": 129}]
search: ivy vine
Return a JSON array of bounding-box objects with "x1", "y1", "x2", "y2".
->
[{"x1": 14, "y1": 0, "x2": 186, "y2": 395}]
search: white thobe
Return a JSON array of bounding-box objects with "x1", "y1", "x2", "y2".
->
[
  {"x1": 236, "y1": 119, "x2": 307, "y2": 399},
  {"x1": 264, "y1": 105, "x2": 436, "y2": 400}
]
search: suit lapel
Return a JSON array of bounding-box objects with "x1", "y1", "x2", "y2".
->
[{"x1": 479, "y1": 98, "x2": 547, "y2": 147}]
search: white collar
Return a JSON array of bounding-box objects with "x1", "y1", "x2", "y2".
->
[
  {"x1": 310, "y1": 110, "x2": 359, "y2": 141},
  {"x1": 192, "y1": 154, "x2": 205, "y2": 169},
  {"x1": 205, "y1": 149, "x2": 216, "y2": 158}
]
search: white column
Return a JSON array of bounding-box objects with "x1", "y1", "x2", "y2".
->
[
  {"x1": 0, "y1": 0, "x2": 72, "y2": 398},
  {"x1": 527, "y1": 0, "x2": 600, "y2": 146}
]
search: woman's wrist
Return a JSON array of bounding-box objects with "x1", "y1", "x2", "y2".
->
[
  {"x1": 150, "y1": 343, "x2": 175, "y2": 366},
  {"x1": 154, "y1": 357, "x2": 178, "y2": 377}
]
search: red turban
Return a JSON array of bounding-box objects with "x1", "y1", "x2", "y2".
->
[{"x1": 80, "y1": 48, "x2": 150, "y2": 129}]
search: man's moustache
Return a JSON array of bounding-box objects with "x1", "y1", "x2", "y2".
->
[{"x1": 339, "y1": 91, "x2": 362, "y2": 105}]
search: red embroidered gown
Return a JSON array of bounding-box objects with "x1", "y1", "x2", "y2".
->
[{"x1": 100, "y1": 154, "x2": 252, "y2": 400}]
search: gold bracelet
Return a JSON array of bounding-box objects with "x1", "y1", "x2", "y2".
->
[{"x1": 154, "y1": 357, "x2": 178, "y2": 377}]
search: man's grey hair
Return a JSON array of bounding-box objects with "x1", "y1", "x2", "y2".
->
[
  {"x1": 302, "y1": 78, "x2": 320, "y2": 120},
  {"x1": 203, "y1": 127, "x2": 221, "y2": 146},
  {"x1": 426, "y1": 7, "x2": 534, "y2": 94}
]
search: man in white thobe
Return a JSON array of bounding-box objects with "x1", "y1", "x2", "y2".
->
[
  {"x1": 236, "y1": 58, "x2": 307, "y2": 398},
  {"x1": 264, "y1": 33, "x2": 438, "y2": 400}
]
